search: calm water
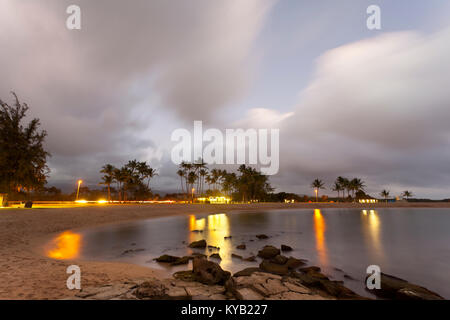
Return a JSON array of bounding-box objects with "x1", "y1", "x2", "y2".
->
[{"x1": 47, "y1": 208, "x2": 450, "y2": 298}]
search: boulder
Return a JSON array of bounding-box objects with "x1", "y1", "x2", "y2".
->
[
  {"x1": 299, "y1": 266, "x2": 321, "y2": 273},
  {"x1": 233, "y1": 267, "x2": 262, "y2": 277},
  {"x1": 257, "y1": 246, "x2": 280, "y2": 259},
  {"x1": 236, "y1": 244, "x2": 246, "y2": 250},
  {"x1": 285, "y1": 257, "x2": 307, "y2": 269},
  {"x1": 271, "y1": 255, "x2": 288, "y2": 265},
  {"x1": 173, "y1": 271, "x2": 196, "y2": 282},
  {"x1": 256, "y1": 234, "x2": 269, "y2": 239},
  {"x1": 154, "y1": 255, "x2": 180, "y2": 263},
  {"x1": 171, "y1": 256, "x2": 190, "y2": 265},
  {"x1": 281, "y1": 245, "x2": 293, "y2": 251},
  {"x1": 192, "y1": 257, "x2": 231, "y2": 285},
  {"x1": 188, "y1": 240, "x2": 207, "y2": 248},
  {"x1": 366, "y1": 273, "x2": 444, "y2": 300},
  {"x1": 133, "y1": 280, "x2": 190, "y2": 300},
  {"x1": 259, "y1": 260, "x2": 289, "y2": 276},
  {"x1": 209, "y1": 253, "x2": 222, "y2": 260}
]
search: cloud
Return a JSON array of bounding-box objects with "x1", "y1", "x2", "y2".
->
[
  {"x1": 272, "y1": 27, "x2": 450, "y2": 198},
  {"x1": 0, "y1": 0, "x2": 274, "y2": 187}
]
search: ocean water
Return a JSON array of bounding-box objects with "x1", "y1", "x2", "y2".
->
[{"x1": 48, "y1": 208, "x2": 450, "y2": 298}]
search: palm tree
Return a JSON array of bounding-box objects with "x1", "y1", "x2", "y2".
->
[
  {"x1": 177, "y1": 169, "x2": 185, "y2": 194},
  {"x1": 337, "y1": 176, "x2": 350, "y2": 199},
  {"x1": 199, "y1": 169, "x2": 208, "y2": 195},
  {"x1": 311, "y1": 179, "x2": 325, "y2": 202},
  {"x1": 100, "y1": 175, "x2": 113, "y2": 201},
  {"x1": 349, "y1": 178, "x2": 365, "y2": 198},
  {"x1": 402, "y1": 190, "x2": 413, "y2": 200},
  {"x1": 380, "y1": 189, "x2": 390, "y2": 202},
  {"x1": 100, "y1": 164, "x2": 116, "y2": 201},
  {"x1": 332, "y1": 181, "x2": 344, "y2": 200}
]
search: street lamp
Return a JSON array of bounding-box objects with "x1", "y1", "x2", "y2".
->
[
  {"x1": 315, "y1": 188, "x2": 318, "y2": 202},
  {"x1": 76, "y1": 180, "x2": 83, "y2": 201},
  {"x1": 191, "y1": 188, "x2": 195, "y2": 203}
]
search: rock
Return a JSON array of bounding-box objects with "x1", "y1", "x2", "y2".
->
[
  {"x1": 281, "y1": 245, "x2": 293, "y2": 251},
  {"x1": 257, "y1": 246, "x2": 280, "y2": 259},
  {"x1": 256, "y1": 234, "x2": 269, "y2": 239},
  {"x1": 233, "y1": 268, "x2": 262, "y2": 277},
  {"x1": 188, "y1": 240, "x2": 207, "y2": 248},
  {"x1": 224, "y1": 236, "x2": 232, "y2": 240},
  {"x1": 209, "y1": 253, "x2": 222, "y2": 260},
  {"x1": 133, "y1": 280, "x2": 190, "y2": 300},
  {"x1": 285, "y1": 257, "x2": 307, "y2": 269},
  {"x1": 243, "y1": 256, "x2": 256, "y2": 262},
  {"x1": 236, "y1": 288, "x2": 264, "y2": 300},
  {"x1": 271, "y1": 255, "x2": 288, "y2": 265},
  {"x1": 191, "y1": 230, "x2": 203, "y2": 233},
  {"x1": 284, "y1": 281, "x2": 310, "y2": 294},
  {"x1": 231, "y1": 253, "x2": 243, "y2": 259},
  {"x1": 192, "y1": 257, "x2": 231, "y2": 285},
  {"x1": 259, "y1": 260, "x2": 289, "y2": 276},
  {"x1": 154, "y1": 255, "x2": 180, "y2": 263},
  {"x1": 171, "y1": 256, "x2": 190, "y2": 265},
  {"x1": 299, "y1": 266, "x2": 321, "y2": 273},
  {"x1": 292, "y1": 271, "x2": 364, "y2": 299},
  {"x1": 236, "y1": 244, "x2": 246, "y2": 250},
  {"x1": 173, "y1": 271, "x2": 197, "y2": 282},
  {"x1": 366, "y1": 273, "x2": 444, "y2": 300},
  {"x1": 208, "y1": 245, "x2": 220, "y2": 250}
]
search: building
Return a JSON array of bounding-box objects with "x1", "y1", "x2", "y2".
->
[{"x1": 197, "y1": 196, "x2": 231, "y2": 204}]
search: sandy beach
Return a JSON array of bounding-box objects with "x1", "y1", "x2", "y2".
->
[{"x1": 1, "y1": 202, "x2": 449, "y2": 300}]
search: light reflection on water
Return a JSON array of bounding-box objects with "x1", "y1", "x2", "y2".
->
[
  {"x1": 46, "y1": 208, "x2": 450, "y2": 298},
  {"x1": 313, "y1": 209, "x2": 328, "y2": 267}
]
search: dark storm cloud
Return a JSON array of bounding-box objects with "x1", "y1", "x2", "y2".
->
[{"x1": 0, "y1": 0, "x2": 274, "y2": 187}]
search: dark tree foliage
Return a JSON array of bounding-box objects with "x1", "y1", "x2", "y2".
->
[{"x1": 0, "y1": 93, "x2": 50, "y2": 193}]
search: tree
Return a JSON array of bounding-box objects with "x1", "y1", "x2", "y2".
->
[
  {"x1": 177, "y1": 169, "x2": 185, "y2": 194},
  {"x1": 100, "y1": 164, "x2": 115, "y2": 201},
  {"x1": 0, "y1": 92, "x2": 50, "y2": 193},
  {"x1": 332, "y1": 180, "x2": 344, "y2": 200},
  {"x1": 337, "y1": 176, "x2": 350, "y2": 199},
  {"x1": 380, "y1": 189, "x2": 390, "y2": 202},
  {"x1": 311, "y1": 179, "x2": 325, "y2": 202},
  {"x1": 402, "y1": 190, "x2": 413, "y2": 200},
  {"x1": 349, "y1": 178, "x2": 365, "y2": 198}
]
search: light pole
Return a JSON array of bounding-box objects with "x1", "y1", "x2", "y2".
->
[
  {"x1": 315, "y1": 188, "x2": 318, "y2": 202},
  {"x1": 76, "y1": 180, "x2": 83, "y2": 201},
  {"x1": 191, "y1": 188, "x2": 195, "y2": 204}
]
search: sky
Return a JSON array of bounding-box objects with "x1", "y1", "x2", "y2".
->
[{"x1": 1, "y1": 0, "x2": 450, "y2": 199}]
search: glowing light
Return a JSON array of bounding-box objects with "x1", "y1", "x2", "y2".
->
[
  {"x1": 97, "y1": 199, "x2": 108, "y2": 204},
  {"x1": 46, "y1": 231, "x2": 81, "y2": 260},
  {"x1": 75, "y1": 200, "x2": 88, "y2": 204}
]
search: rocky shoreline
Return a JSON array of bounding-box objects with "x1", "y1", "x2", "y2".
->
[{"x1": 72, "y1": 239, "x2": 444, "y2": 300}]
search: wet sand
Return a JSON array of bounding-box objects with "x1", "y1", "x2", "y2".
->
[{"x1": 1, "y1": 202, "x2": 449, "y2": 299}]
